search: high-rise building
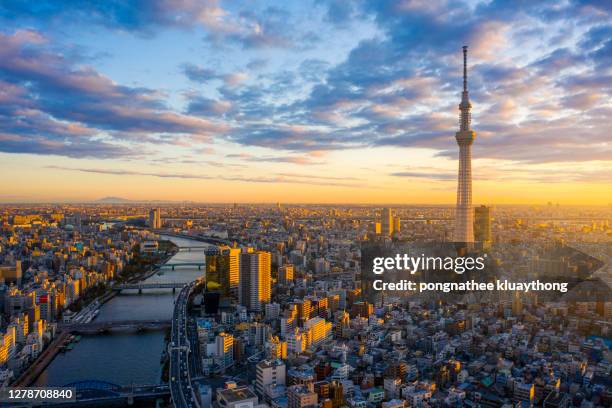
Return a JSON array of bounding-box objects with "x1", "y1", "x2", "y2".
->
[
  {"x1": 474, "y1": 205, "x2": 492, "y2": 248},
  {"x1": 206, "y1": 245, "x2": 241, "y2": 298},
  {"x1": 381, "y1": 208, "x2": 394, "y2": 237},
  {"x1": 374, "y1": 222, "x2": 381, "y2": 235},
  {"x1": 287, "y1": 329, "x2": 307, "y2": 355},
  {"x1": 281, "y1": 305, "x2": 298, "y2": 338},
  {"x1": 216, "y1": 332, "x2": 234, "y2": 369},
  {"x1": 266, "y1": 336, "x2": 287, "y2": 360},
  {"x1": 330, "y1": 381, "x2": 344, "y2": 408},
  {"x1": 239, "y1": 251, "x2": 271, "y2": 312},
  {"x1": 393, "y1": 216, "x2": 401, "y2": 235},
  {"x1": 304, "y1": 317, "x2": 332, "y2": 349},
  {"x1": 512, "y1": 291, "x2": 523, "y2": 316},
  {"x1": 454, "y1": 46, "x2": 475, "y2": 243},
  {"x1": 148, "y1": 208, "x2": 161, "y2": 229},
  {"x1": 279, "y1": 264, "x2": 294, "y2": 284},
  {"x1": 0, "y1": 326, "x2": 16, "y2": 365}
]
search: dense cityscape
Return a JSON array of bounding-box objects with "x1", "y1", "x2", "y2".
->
[
  {"x1": 0, "y1": 202, "x2": 610, "y2": 407},
  {"x1": 1, "y1": 1, "x2": 611, "y2": 407}
]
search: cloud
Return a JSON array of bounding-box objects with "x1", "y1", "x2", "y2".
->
[
  {"x1": 187, "y1": 96, "x2": 233, "y2": 117},
  {"x1": 389, "y1": 163, "x2": 463, "y2": 182},
  {"x1": 0, "y1": 1, "x2": 227, "y2": 32},
  {"x1": 0, "y1": 133, "x2": 131, "y2": 158},
  {"x1": 225, "y1": 153, "x2": 253, "y2": 159},
  {"x1": 47, "y1": 166, "x2": 364, "y2": 187},
  {"x1": 206, "y1": 0, "x2": 612, "y2": 168},
  {"x1": 0, "y1": 30, "x2": 229, "y2": 157},
  {"x1": 275, "y1": 172, "x2": 359, "y2": 181},
  {"x1": 246, "y1": 155, "x2": 325, "y2": 165},
  {"x1": 182, "y1": 63, "x2": 247, "y2": 88},
  {"x1": 2, "y1": 0, "x2": 612, "y2": 175},
  {"x1": 0, "y1": 1, "x2": 299, "y2": 49},
  {"x1": 182, "y1": 63, "x2": 217, "y2": 83},
  {"x1": 391, "y1": 170, "x2": 456, "y2": 181},
  {"x1": 224, "y1": 152, "x2": 325, "y2": 165}
]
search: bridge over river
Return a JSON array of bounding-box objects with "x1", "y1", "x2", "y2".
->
[
  {"x1": 157, "y1": 262, "x2": 206, "y2": 270},
  {"x1": 20, "y1": 380, "x2": 172, "y2": 407},
  {"x1": 60, "y1": 319, "x2": 172, "y2": 334},
  {"x1": 113, "y1": 281, "x2": 186, "y2": 293}
]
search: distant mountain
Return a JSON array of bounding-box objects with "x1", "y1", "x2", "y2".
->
[
  {"x1": 95, "y1": 196, "x2": 134, "y2": 204},
  {"x1": 94, "y1": 197, "x2": 196, "y2": 204}
]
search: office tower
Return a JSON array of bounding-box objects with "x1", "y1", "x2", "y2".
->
[
  {"x1": 381, "y1": 208, "x2": 394, "y2": 237},
  {"x1": 393, "y1": 216, "x2": 401, "y2": 235},
  {"x1": 374, "y1": 222, "x2": 381, "y2": 235},
  {"x1": 148, "y1": 208, "x2": 161, "y2": 229},
  {"x1": 256, "y1": 359, "x2": 286, "y2": 399},
  {"x1": 216, "y1": 332, "x2": 234, "y2": 369},
  {"x1": 474, "y1": 205, "x2": 492, "y2": 248},
  {"x1": 0, "y1": 326, "x2": 16, "y2": 365},
  {"x1": 304, "y1": 317, "x2": 332, "y2": 349},
  {"x1": 202, "y1": 292, "x2": 220, "y2": 315},
  {"x1": 288, "y1": 385, "x2": 318, "y2": 408},
  {"x1": 330, "y1": 381, "x2": 344, "y2": 408},
  {"x1": 266, "y1": 336, "x2": 287, "y2": 360},
  {"x1": 454, "y1": 46, "x2": 475, "y2": 243},
  {"x1": 265, "y1": 302, "x2": 281, "y2": 320},
  {"x1": 239, "y1": 251, "x2": 271, "y2": 312},
  {"x1": 287, "y1": 329, "x2": 307, "y2": 355},
  {"x1": 335, "y1": 311, "x2": 350, "y2": 339},
  {"x1": 351, "y1": 301, "x2": 373, "y2": 318},
  {"x1": 281, "y1": 305, "x2": 298, "y2": 338},
  {"x1": 206, "y1": 245, "x2": 241, "y2": 298},
  {"x1": 279, "y1": 264, "x2": 294, "y2": 284},
  {"x1": 296, "y1": 299, "x2": 312, "y2": 323},
  {"x1": 250, "y1": 322, "x2": 268, "y2": 346},
  {"x1": 512, "y1": 292, "x2": 523, "y2": 316}
]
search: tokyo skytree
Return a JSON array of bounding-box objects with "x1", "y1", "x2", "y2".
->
[{"x1": 454, "y1": 46, "x2": 475, "y2": 243}]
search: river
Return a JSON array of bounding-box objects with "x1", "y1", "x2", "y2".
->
[{"x1": 34, "y1": 235, "x2": 208, "y2": 387}]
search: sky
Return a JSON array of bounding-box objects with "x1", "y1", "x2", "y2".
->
[{"x1": 0, "y1": 0, "x2": 611, "y2": 204}]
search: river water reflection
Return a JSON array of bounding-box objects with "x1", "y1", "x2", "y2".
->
[{"x1": 35, "y1": 236, "x2": 208, "y2": 386}]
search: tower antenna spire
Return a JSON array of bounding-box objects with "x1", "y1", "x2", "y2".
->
[{"x1": 463, "y1": 45, "x2": 468, "y2": 93}]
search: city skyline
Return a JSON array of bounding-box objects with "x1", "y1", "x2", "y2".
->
[
  {"x1": 1, "y1": 1, "x2": 611, "y2": 205},
  {"x1": 1, "y1": 201, "x2": 610, "y2": 401}
]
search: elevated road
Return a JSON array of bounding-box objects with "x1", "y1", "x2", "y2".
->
[{"x1": 170, "y1": 280, "x2": 201, "y2": 408}]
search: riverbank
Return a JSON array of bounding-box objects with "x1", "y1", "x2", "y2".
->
[
  {"x1": 12, "y1": 331, "x2": 71, "y2": 387},
  {"x1": 31, "y1": 235, "x2": 208, "y2": 387},
  {"x1": 13, "y1": 238, "x2": 179, "y2": 387}
]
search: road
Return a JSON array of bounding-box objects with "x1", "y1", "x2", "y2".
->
[{"x1": 169, "y1": 280, "x2": 201, "y2": 408}]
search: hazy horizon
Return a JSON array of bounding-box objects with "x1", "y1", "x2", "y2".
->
[{"x1": 0, "y1": 197, "x2": 610, "y2": 207}]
